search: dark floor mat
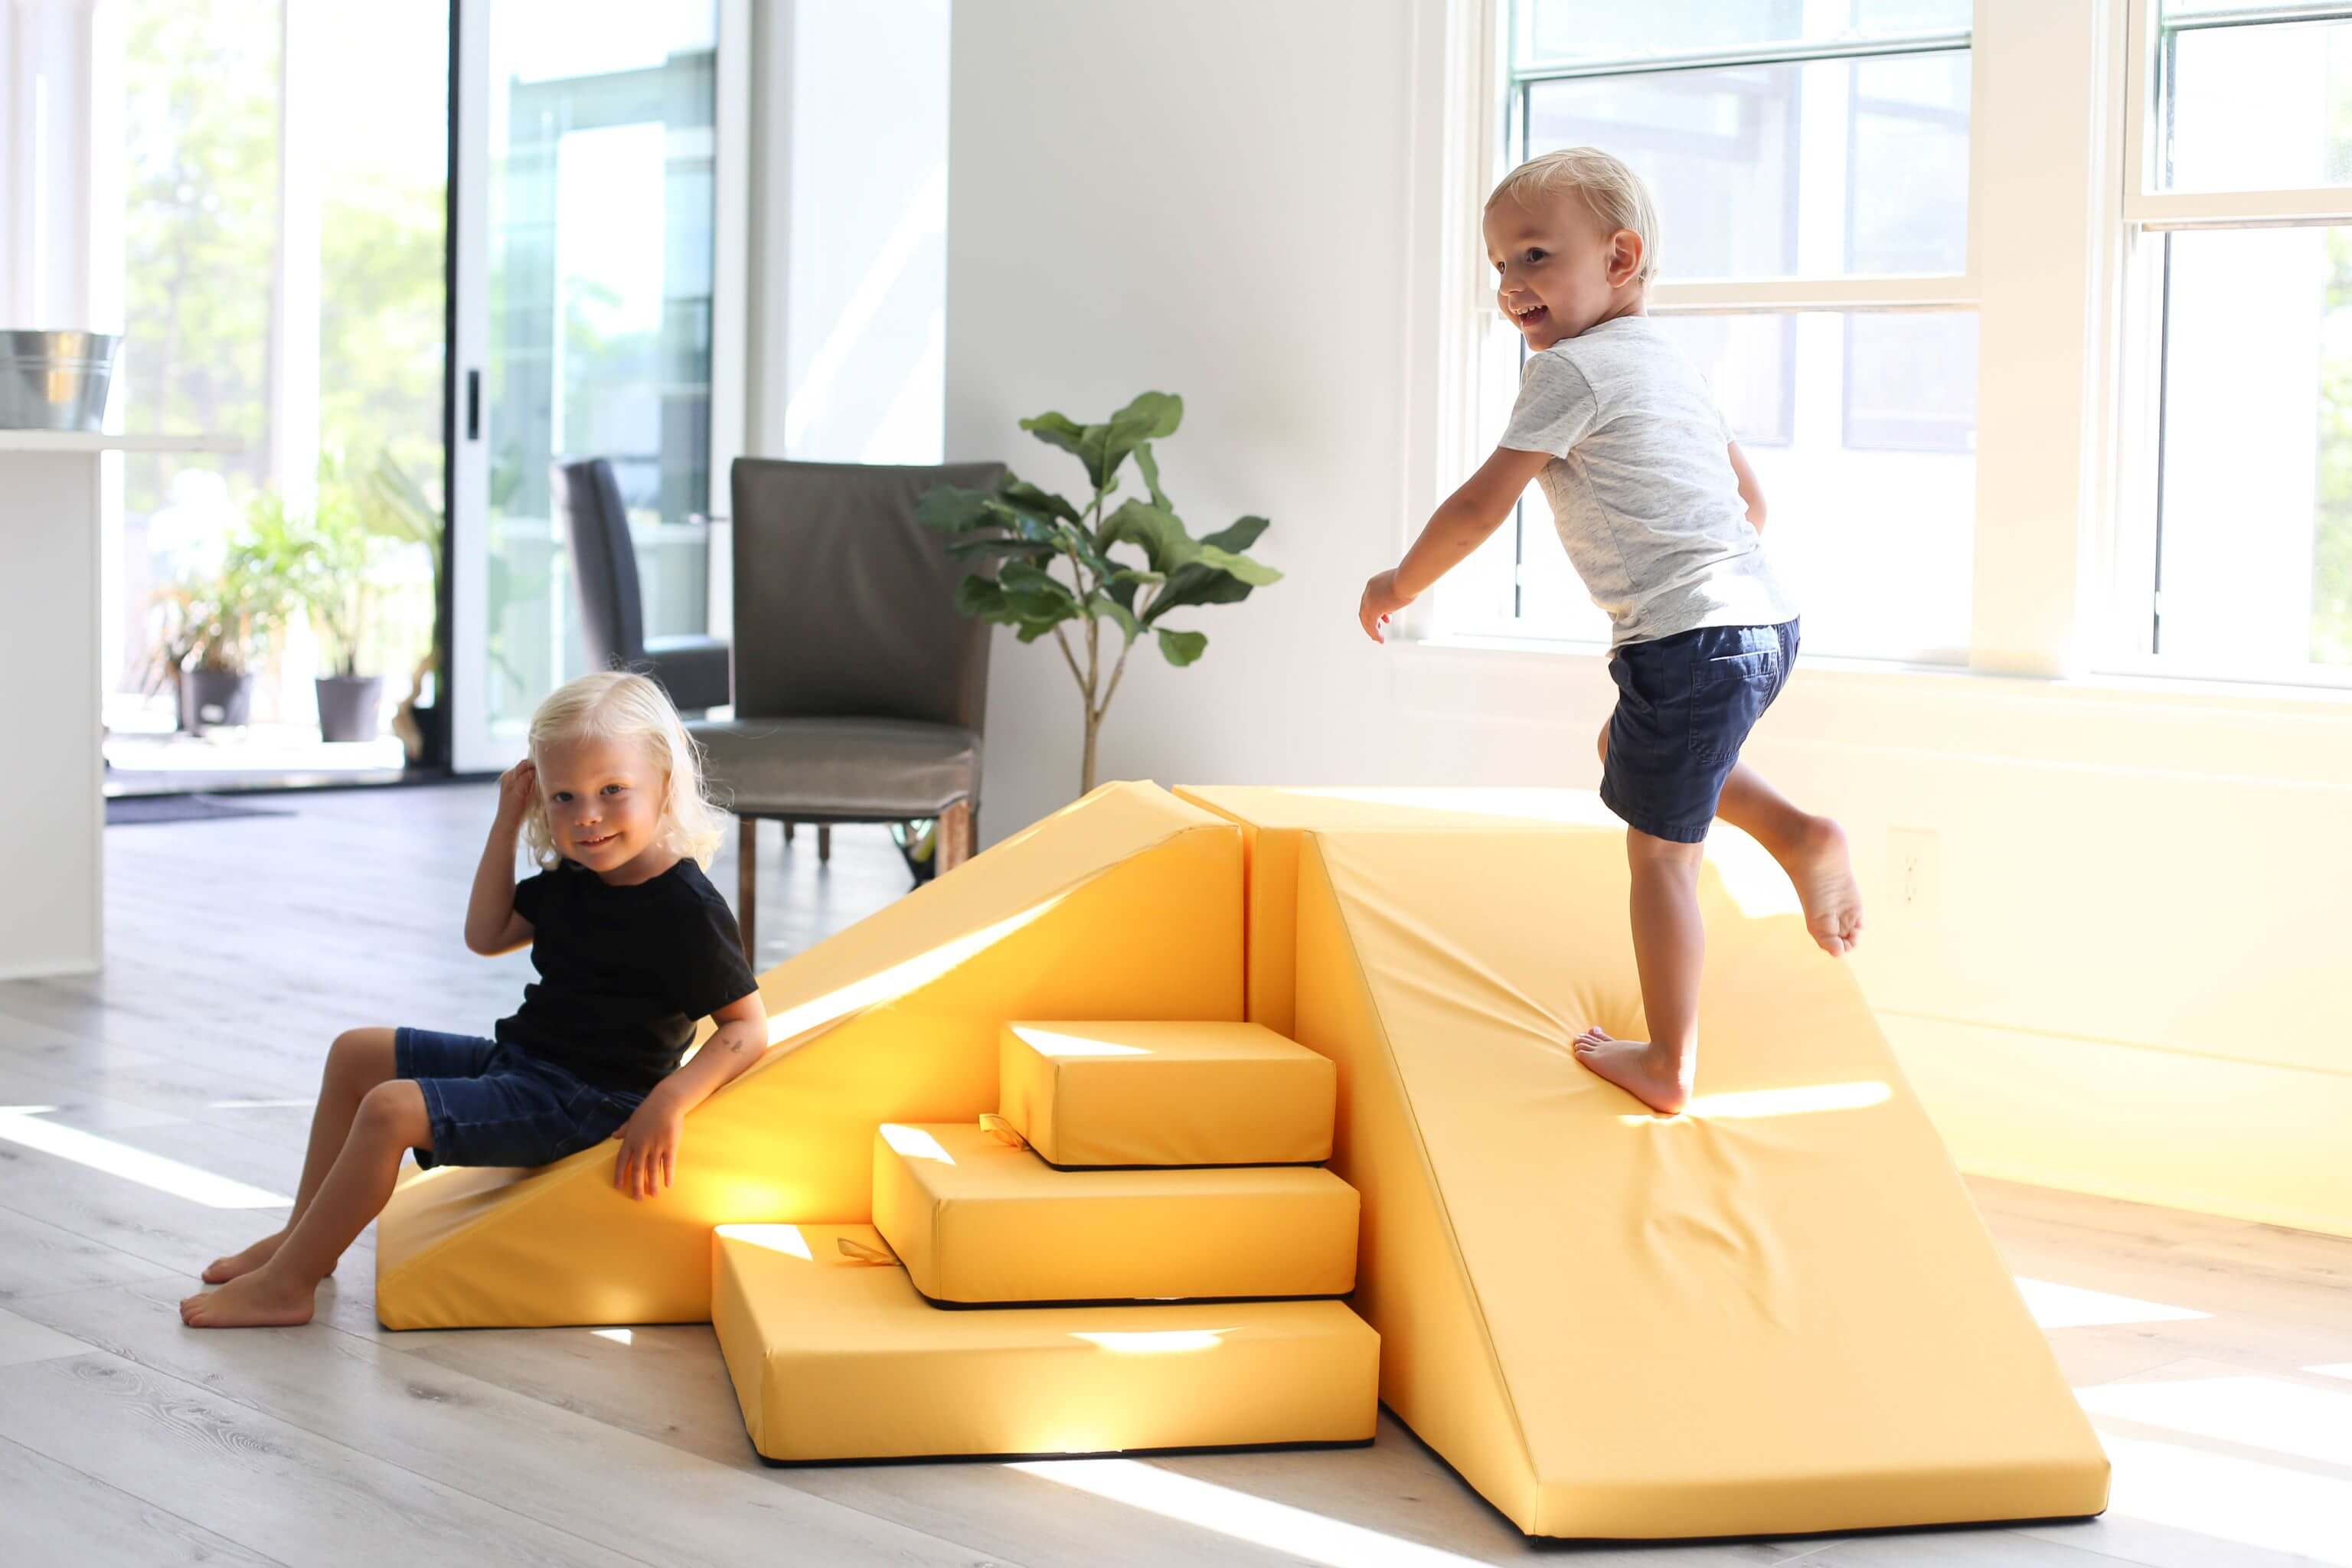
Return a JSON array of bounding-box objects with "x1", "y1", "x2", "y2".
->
[{"x1": 106, "y1": 792, "x2": 296, "y2": 825}]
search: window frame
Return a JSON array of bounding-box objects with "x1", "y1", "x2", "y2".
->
[
  {"x1": 1433, "y1": 2, "x2": 1984, "y2": 657},
  {"x1": 2102, "y1": 0, "x2": 2352, "y2": 688}
]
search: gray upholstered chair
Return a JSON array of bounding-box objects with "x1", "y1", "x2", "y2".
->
[
  {"x1": 553, "y1": 458, "x2": 732, "y2": 714},
  {"x1": 691, "y1": 456, "x2": 1004, "y2": 959}
]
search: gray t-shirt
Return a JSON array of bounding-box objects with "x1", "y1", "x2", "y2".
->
[{"x1": 1500, "y1": 315, "x2": 1798, "y2": 648}]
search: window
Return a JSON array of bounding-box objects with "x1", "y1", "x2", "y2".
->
[
  {"x1": 2116, "y1": 2, "x2": 2352, "y2": 680},
  {"x1": 1436, "y1": 1, "x2": 1978, "y2": 665}
]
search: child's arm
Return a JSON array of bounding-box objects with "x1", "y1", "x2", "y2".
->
[
  {"x1": 1729, "y1": 440, "x2": 1766, "y2": 533},
  {"x1": 463, "y1": 761, "x2": 538, "y2": 956},
  {"x1": 611, "y1": 989, "x2": 769, "y2": 1200},
  {"x1": 1359, "y1": 445, "x2": 1554, "y2": 642}
]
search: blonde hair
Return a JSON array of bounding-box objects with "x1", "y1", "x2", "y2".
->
[
  {"x1": 1487, "y1": 146, "x2": 1661, "y2": 288},
  {"x1": 522, "y1": 671, "x2": 726, "y2": 871}
]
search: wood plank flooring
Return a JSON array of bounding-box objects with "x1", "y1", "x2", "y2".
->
[{"x1": 1, "y1": 782, "x2": 2345, "y2": 1566}]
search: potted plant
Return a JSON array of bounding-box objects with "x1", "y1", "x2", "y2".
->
[
  {"x1": 298, "y1": 462, "x2": 391, "y2": 743},
  {"x1": 145, "y1": 523, "x2": 296, "y2": 733},
  {"x1": 919, "y1": 392, "x2": 1280, "y2": 795}
]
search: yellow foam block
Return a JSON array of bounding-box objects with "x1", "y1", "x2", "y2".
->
[
  {"x1": 712, "y1": 1223, "x2": 1380, "y2": 1462},
  {"x1": 871, "y1": 1120, "x2": 1357, "y2": 1305},
  {"x1": 998, "y1": 1020, "x2": 1336, "y2": 1167},
  {"x1": 1174, "y1": 786, "x2": 1619, "y2": 1036},
  {"x1": 375, "y1": 782, "x2": 1243, "y2": 1328},
  {"x1": 1276, "y1": 820, "x2": 2109, "y2": 1539}
]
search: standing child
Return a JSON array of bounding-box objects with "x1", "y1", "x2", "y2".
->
[
  {"x1": 183, "y1": 671, "x2": 768, "y2": 1327},
  {"x1": 1358, "y1": 146, "x2": 1862, "y2": 1116}
]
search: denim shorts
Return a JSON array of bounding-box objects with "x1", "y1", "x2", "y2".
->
[
  {"x1": 394, "y1": 1027, "x2": 643, "y2": 1170},
  {"x1": 1601, "y1": 619, "x2": 1799, "y2": 844}
]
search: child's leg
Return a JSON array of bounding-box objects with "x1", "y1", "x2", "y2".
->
[
  {"x1": 1573, "y1": 828, "x2": 1704, "y2": 1116},
  {"x1": 181, "y1": 1080, "x2": 429, "y2": 1328},
  {"x1": 1596, "y1": 722, "x2": 1862, "y2": 956},
  {"x1": 202, "y1": 1027, "x2": 398, "y2": 1283}
]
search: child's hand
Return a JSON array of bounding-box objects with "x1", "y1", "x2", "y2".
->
[
  {"x1": 1359, "y1": 570, "x2": 1416, "y2": 643},
  {"x1": 611, "y1": 1091, "x2": 684, "y2": 1200},
  {"x1": 495, "y1": 759, "x2": 538, "y2": 828}
]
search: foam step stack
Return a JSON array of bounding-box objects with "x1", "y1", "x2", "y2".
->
[{"x1": 714, "y1": 1019, "x2": 1379, "y2": 1462}]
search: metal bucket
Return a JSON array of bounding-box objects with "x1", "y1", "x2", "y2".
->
[{"x1": 0, "y1": 330, "x2": 123, "y2": 431}]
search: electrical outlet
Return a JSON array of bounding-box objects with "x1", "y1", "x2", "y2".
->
[{"x1": 1887, "y1": 828, "x2": 1939, "y2": 914}]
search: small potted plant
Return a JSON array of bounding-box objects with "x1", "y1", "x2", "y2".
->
[
  {"x1": 919, "y1": 392, "x2": 1280, "y2": 796},
  {"x1": 145, "y1": 530, "x2": 295, "y2": 733},
  {"x1": 299, "y1": 463, "x2": 391, "y2": 743}
]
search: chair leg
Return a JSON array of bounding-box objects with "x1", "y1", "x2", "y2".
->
[
  {"x1": 737, "y1": 816, "x2": 758, "y2": 963},
  {"x1": 782, "y1": 821, "x2": 795, "y2": 845},
  {"x1": 938, "y1": 800, "x2": 974, "y2": 874},
  {"x1": 818, "y1": 825, "x2": 831, "y2": 864}
]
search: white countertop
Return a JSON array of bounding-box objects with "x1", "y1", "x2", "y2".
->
[{"x1": 0, "y1": 430, "x2": 243, "y2": 453}]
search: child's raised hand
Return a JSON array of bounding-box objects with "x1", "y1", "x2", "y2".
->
[
  {"x1": 495, "y1": 759, "x2": 538, "y2": 828},
  {"x1": 1359, "y1": 570, "x2": 1415, "y2": 644},
  {"x1": 611, "y1": 1089, "x2": 685, "y2": 1200}
]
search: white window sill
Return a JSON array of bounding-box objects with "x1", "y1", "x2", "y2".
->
[{"x1": 1395, "y1": 630, "x2": 2352, "y2": 716}]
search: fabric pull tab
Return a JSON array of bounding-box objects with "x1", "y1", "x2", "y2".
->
[
  {"x1": 835, "y1": 1236, "x2": 898, "y2": 1266},
  {"x1": 978, "y1": 1112, "x2": 1029, "y2": 1148}
]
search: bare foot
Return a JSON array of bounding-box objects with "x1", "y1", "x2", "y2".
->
[
  {"x1": 179, "y1": 1266, "x2": 315, "y2": 1329},
  {"x1": 1573, "y1": 1027, "x2": 1692, "y2": 1116},
  {"x1": 202, "y1": 1229, "x2": 286, "y2": 1284},
  {"x1": 1781, "y1": 815, "x2": 1864, "y2": 957},
  {"x1": 201, "y1": 1230, "x2": 331, "y2": 1285}
]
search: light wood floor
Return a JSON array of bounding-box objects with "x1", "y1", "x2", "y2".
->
[{"x1": 2, "y1": 782, "x2": 2347, "y2": 1567}]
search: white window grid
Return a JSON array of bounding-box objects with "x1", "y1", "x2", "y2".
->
[
  {"x1": 1436, "y1": 5, "x2": 1981, "y2": 648},
  {"x1": 2105, "y1": 0, "x2": 2352, "y2": 687}
]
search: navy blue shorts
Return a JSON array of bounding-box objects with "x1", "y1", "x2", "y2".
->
[
  {"x1": 394, "y1": 1027, "x2": 643, "y2": 1170},
  {"x1": 1601, "y1": 619, "x2": 1799, "y2": 844}
]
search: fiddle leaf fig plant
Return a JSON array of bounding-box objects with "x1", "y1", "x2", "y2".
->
[{"x1": 919, "y1": 392, "x2": 1279, "y2": 795}]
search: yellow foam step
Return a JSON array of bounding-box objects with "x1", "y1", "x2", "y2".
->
[
  {"x1": 998, "y1": 1020, "x2": 1336, "y2": 1167},
  {"x1": 713, "y1": 1223, "x2": 1380, "y2": 1462},
  {"x1": 872, "y1": 1120, "x2": 1358, "y2": 1305}
]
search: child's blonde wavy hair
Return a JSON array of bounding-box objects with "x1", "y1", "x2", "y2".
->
[
  {"x1": 521, "y1": 671, "x2": 726, "y2": 871},
  {"x1": 1487, "y1": 145, "x2": 1661, "y2": 288}
]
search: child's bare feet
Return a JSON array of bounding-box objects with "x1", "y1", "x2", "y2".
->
[
  {"x1": 180, "y1": 1266, "x2": 316, "y2": 1329},
  {"x1": 201, "y1": 1230, "x2": 332, "y2": 1284},
  {"x1": 1782, "y1": 815, "x2": 1863, "y2": 957},
  {"x1": 1573, "y1": 1027, "x2": 1692, "y2": 1116}
]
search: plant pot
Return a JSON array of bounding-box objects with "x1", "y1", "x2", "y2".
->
[
  {"x1": 179, "y1": 669, "x2": 253, "y2": 733},
  {"x1": 315, "y1": 674, "x2": 385, "y2": 743}
]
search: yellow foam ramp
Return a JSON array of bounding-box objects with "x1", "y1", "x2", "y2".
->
[
  {"x1": 1184, "y1": 788, "x2": 2109, "y2": 1539},
  {"x1": 713, "y1": 1223, "x2": 1380, "y2": 1462},
  {"x1": 872, "y1": 1120, "x2": 1358, "y2": 1305},
  {"x1": 375, "y1": 782, "x2": 1243, "y2": 1328},
  {"x1": 999, "y1": 1019, "x2": 1335, "y2": 1166},
  {"x1": 1175, "y1": 786, "x2": 1618, "y2": 1036}
]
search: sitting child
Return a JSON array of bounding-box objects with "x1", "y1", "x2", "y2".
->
[
  {"x1": 183, "y1": 671, "x2": 768, "y2": 1328},
  {"x1": 1358, "y1": 146, "x2": 1862, "y2": 1116}
]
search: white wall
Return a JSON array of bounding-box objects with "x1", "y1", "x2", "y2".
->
[
  {"x1": 946, "y1": 0, "x2": 2352, "y2": 1236},
  {"x1": 748, "y1": 0, "x2": 949, "y2": 466}
]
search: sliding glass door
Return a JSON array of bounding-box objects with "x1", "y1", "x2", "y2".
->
[{"x1": 449, "y1": 0, "x2": 745, "y2": 771}]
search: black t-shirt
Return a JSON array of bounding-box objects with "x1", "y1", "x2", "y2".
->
[{"x1": 497, "y1": 858, "x2": 759, "y2": 1097}]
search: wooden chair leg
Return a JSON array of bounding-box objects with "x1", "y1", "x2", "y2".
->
[
  {"x1": 937, "y1": 799, "x2": 974, "y2": 874},
  {"x1": 817, "y1": 825, "x2": 831, "y2": 864},
  {"x1": 737, "y1": 816, "x2": 758, "y2": 962}
]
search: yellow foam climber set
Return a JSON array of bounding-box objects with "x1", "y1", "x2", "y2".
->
[{"x1": 378, "y1": 780, "x2": 2109, "y2": 1539}]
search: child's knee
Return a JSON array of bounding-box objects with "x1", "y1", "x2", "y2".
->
[
  {"x1": 1595, "y1": 718, "x2": 1610, "y2": 765},
  {"x1": 1625, "y1": 826, "x2": 1704, "y2": 869},
  {"x1": 326, "y1": 1027, "x2": 395, "y2": 1086},
  {"x1": 353, "y1": 1080, "x2": 429, "y2": 1146}
]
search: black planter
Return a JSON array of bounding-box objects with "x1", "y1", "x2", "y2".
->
[
  {"x1": 315, "y1": 675, "x2": 385, "y2": 743},
  {"x1": 179, "y1": 669, "x2": 253, "y2": 732}
]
